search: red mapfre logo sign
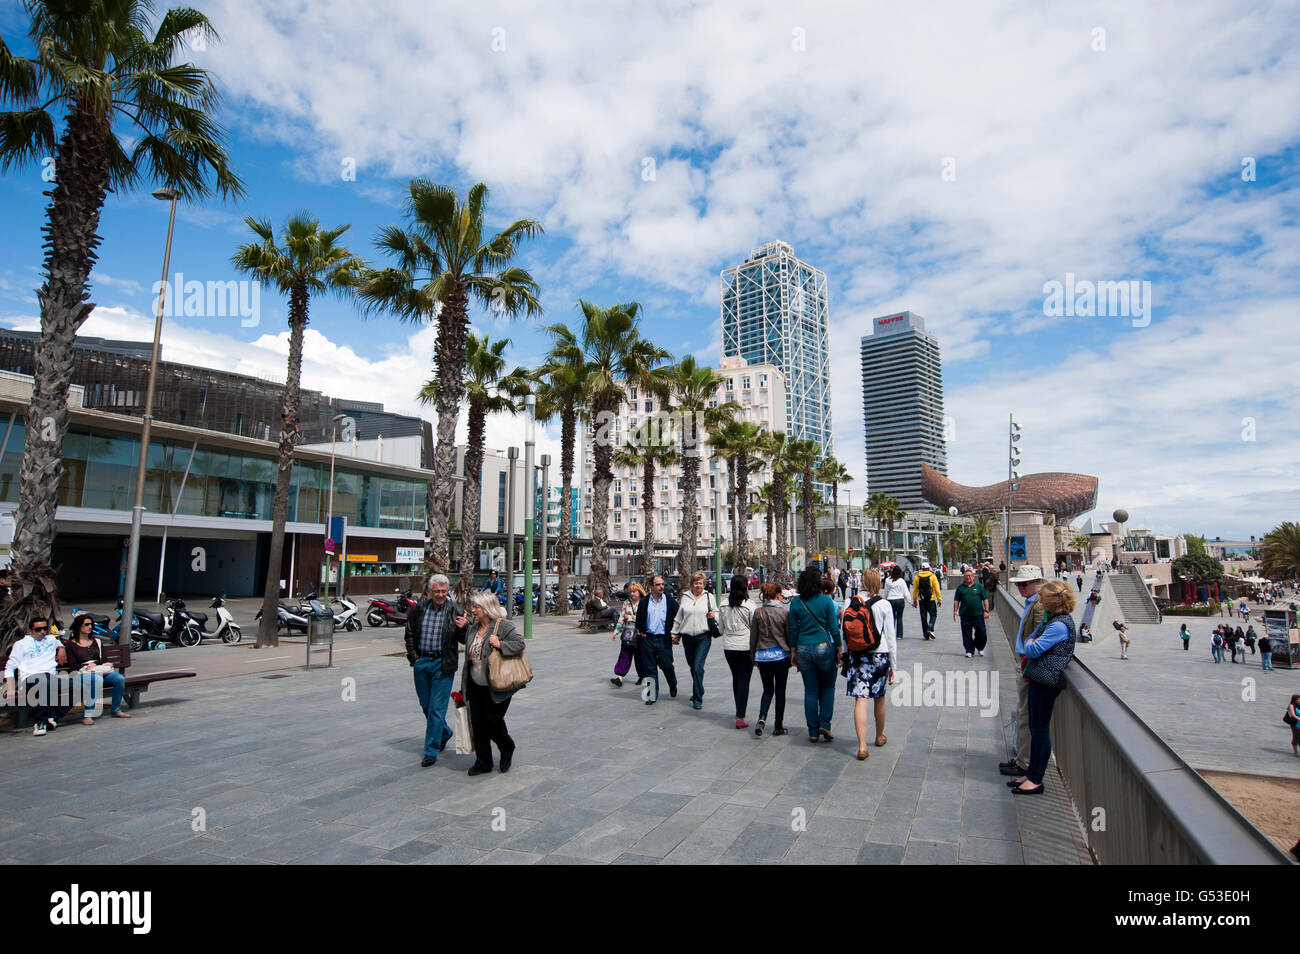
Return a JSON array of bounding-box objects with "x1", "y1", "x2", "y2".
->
[{"x1": 878, "y1": 315, "x2": 904, "y2": 325}]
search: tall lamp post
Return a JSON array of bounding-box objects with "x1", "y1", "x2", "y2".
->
[
  {"x1": 506, "y1": 447, "x2": 519, "y2": 612},
  {"x1": 524, "y1": 395, "x2": 535, "y2": 639},
  {"x1": 1005, "y1": 414, "x2": 1022, "y2": 570},
  {"x1": 121, "y1": 188, "x2": 180, "y2": 643},
  {"x1": 713, "y1": 489, "x2": 722, "y2": 590},
  {"x1": 323, "y1": 413, "x2": 349, "y2": 600},
  {"x1": 538, "y1": 453, "x2": 550, "y2": 619}
]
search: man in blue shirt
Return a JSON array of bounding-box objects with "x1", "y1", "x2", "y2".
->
[
  {"x1": 483, "y1": 570, "x2": 505, "y2": 601},
  {"x1": 635, "y1": 576, "x2": 678, "y2": 705},
  {"x1": 1000, "y1": 565, "x2": 1045, "y2": 777},
  {"x1": 404, "y1": 574, "x2": 467, "y2": 767}
]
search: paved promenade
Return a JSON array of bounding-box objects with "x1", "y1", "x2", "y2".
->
[
  {"x1": 0, "y1": 600, "x2": 1090, "y2": 865},
  {"x1": 1071, "y1": 618, "x2": 1300, "y2": 777}
]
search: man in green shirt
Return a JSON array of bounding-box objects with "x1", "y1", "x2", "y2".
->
[{"x1": 953, "y1": 568, "x2": 990, "y2": 657}]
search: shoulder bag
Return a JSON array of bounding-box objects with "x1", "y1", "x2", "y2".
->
[
  {"x1": 707, "y1": 594, "x2": 722, "y2": 638},
  {"x1": 488, "y1": 620, "x2": 534, "y2": 692},
  {"x1": 1023, "y1": 613, "x2": 1076, "y2": 689}
]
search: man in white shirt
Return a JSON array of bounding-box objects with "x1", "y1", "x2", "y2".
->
[{"x1": 2, "y1": 616, "x2": 70, "y2": 736}]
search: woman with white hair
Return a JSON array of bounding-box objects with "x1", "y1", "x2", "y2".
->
[{"x1": 460, "y1": 591, "x2": 528, "y2": 776}]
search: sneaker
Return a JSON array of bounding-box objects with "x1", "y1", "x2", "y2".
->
[
  {"x1": 735, "y1": 718, "x2": 749, "y2": 729},
  {"x1": 772, "y1": 727, "x2": 788, "y2": 736},
  {"x1": 32, "y1": 722, "x2": 47, "y2": 736},
  {"x1": 755, "y1": 719, "x2": 765, "y2": 737},
  {"x1": 692, "y1": 701, "x2": 702, "y2": 710},
  {"x1": 45, "y1": 718, "x2": 58, "y2": 731},
  {"x1": 965, "y1": 652, "x2": 973, "y2": 658},
  {"x1": 977, "y1": 649, "x2": 985, "y2": 656},
  {"x1": 609, "y1": 677, "x2": 623, "y2": 687},
  {"x1": 669, "y1": 686, "x2": 678, "y2": 698},
  {"x1": 421, "y1": 755, "x2": 436, "y2": 767}
]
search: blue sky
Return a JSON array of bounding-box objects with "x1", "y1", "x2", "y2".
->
[{"x1": 2, "y1": 0, "x2": 1298, "y2": 540}]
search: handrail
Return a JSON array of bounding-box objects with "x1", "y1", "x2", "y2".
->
[{"x1": 998, "y1": 588, "x2": 1290, "y2": 864}]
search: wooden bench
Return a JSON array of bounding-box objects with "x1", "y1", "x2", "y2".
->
[
  {"x1": 577, "y1": 600, "x2": 620, "y2": 632},
  {"x1": 3, "y1": 642, "x2": 196, "y2": 729}
]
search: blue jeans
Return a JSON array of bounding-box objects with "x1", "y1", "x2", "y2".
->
[
  {"x1": 76, "y1": 670, "x2": 126, "y2": 715},
  {"x1": 412, "y1": 657, "x2": 455, "y2": 759},
  {"x1": 1262, "y1": 652, "x2": 1273, "y2": 671},
  {"x1": 1211, "y1": 646, "x2": 1222, "y2": 663},
  {"x1": 796, "y1": 642, "x2": 837, "y2": 735},
  {"x1": 918, "y1": 600, "x2": 937, "y2": 638},
  {"x1": 642, "y1": 635, "x2": 677, "y2": 700},
  {"x1": 1026, "y1": 681, "x2": 1062, "y2": 785},
  {"x1": 680, "y1": 633, "x2": 711, "y2": 705},
  {"x1": 959, "y1": 615, "x2": 987, "y2": 653}
]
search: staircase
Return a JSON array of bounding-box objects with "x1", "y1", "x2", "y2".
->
[{"x1": 1109, "y1": 571, "x2": 1160, "y2": 624}]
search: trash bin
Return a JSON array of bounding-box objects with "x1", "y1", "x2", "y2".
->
[{"x1": 306, "y1": 601, "x2": 335, "y2": 669}]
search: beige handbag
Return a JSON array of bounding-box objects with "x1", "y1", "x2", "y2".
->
[{"x1": 487, "y1": 621, "x2": 533, "y2": 692}]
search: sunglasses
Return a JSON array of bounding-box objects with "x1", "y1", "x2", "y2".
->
[{"x1": 32, "y1": 626, "x2": 48, "y2": 633}]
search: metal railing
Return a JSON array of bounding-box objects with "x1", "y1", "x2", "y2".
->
[{"x1": 997, "y1": 588, "x2": 1290, "y2": 864}]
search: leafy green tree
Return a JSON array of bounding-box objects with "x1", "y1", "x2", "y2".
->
[
  {"x1": 1183, "y1": 533, "x2": 1207, "y2": 557},
  {"x1": 1172, "y1": 554, "x2": 1223, "y2": 585},
  {"x1": 1259, "y1": 522, "x2": 1300, "y2": 580},
  {"x1": 358, "y1": 180, "x2": 542, "y2": 577},
  {"x1": 613, "y1": 438, "x2": 679, "y2": 585},
  {"x1": 232, "y1": 215, "x2": 364, "y2": 647},
  {"x1": 534, "y1": 329, "x2": 587, "y2": 613},
  {"x1": 0, "y1": 0, "x2": 242, "y2": 638},
  {"x1": 868, "y1": 492, "x2": 903, "y2": 562},
  {"x1": 666, "y1": 357, "x2": 732, "y2": 576}
]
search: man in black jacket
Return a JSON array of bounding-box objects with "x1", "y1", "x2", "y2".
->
[
  {"x1": 404, "y1": 574, "x2": 467, "y2": 767},
  {"x1": 635, "y1": 576, "x2": 678, "y2": 704}
]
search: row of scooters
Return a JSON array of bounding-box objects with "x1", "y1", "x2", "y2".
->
[{"x1": 70, "y1": 594, "x2": 243, "y2": 652}]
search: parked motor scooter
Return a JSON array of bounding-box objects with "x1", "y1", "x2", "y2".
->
[
  {"x1": 114, "y1": 598, "x2": 168, "y2": 652},
  {"x1": 164, "y1": 598, "x2": 204, "y2": 647},
  {"x1": 366, "y1": 589, "x2": 415, "y2": 628},
  {"x1": 254, "y1": 600, "x2": 310, "y2": 635},
  {"x1": 209, "y1": 593, "x2": 242, "y2": 644}
]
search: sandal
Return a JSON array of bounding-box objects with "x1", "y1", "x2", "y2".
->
[
  {"x1": 82, "y1": 717, "x2": 94, "y2": 726},
  {"x1": 856, "y1": 749, "x2": 869, "y2": 760},
  {"x1": 875, "y1": 734, "x2": 887, "y2": 747}
]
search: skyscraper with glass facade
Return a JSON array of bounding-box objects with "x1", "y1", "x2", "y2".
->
[
  {"x1": 720, "y1": 241, "x2": 833, "y2": 461},
  {"x1": 860, "y1": 311, "x2": 946, "y2": 510}
]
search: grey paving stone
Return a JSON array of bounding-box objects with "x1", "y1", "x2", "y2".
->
[
  {"x1": 959, "y1": 836, "x2": 1024, "y2": 864},
  {"x1": 784, "y1": 840, "x2": 859, "y2": 865},
  {"x1": 856, "y1": 841, "x2": 905, "y2": 865},
  {"x1": 720, "y1": 822, "x2": 798, "y2": 861},
  {"x1": 474, "y1": 848, "x2": 545, "y2": 864},
  {"x1": 903, "y1": 840, "x2": 960, "y2": 864},
  {"x1": 611, "y1": 852, "x2": 661, "y2": 865}
]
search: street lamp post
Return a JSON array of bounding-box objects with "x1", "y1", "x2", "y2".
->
[
  {"x1": 506, "y1": 447, "x2": 519, "y2": 614},
  {"x1": 524, "y1": 395, "x2": 535, "y2": 639},
  {"x1": 121, "y1": 188, "x2": 180, "y2": 643},
  {"x1": 713, "y1": 489, "x2": 722, "y2": 590},
  {"x1": 323, "y1": 413, "x2": 349, "y2": 601},
  {"x1": 539, "y1": 453, "x2": 550, "y2": 619}
]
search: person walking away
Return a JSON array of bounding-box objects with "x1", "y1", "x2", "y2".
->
[
  {"x1": 636, "y1": 576, "x2": 679, "y2": 704},
  {"x1": 789, "y1": 566, "x2": 841, "y2": 743},
  {"x1": 1258, "y1": 630, "x2": 1272, "y2": 671},
  {"x1": 1179, "y1": 623, "x2": 1190, "y2": 651},
  {"x1": 1210, "y1": 628, "x2": 1223, "y2": 663},
  {"x1": 883, "y1": 565, "x2": 909, "y2": 640},
  {"x1": 1113, "y1": 621, "x2": 1131, "y2": 660},
  {"x1": 1225, "y1": 626, "x2": 1238, "y2": 664},
  {"x1": 720, "y1": 575, "x2": 755, "y2": 728},
  {"x1": 1243, "y1": 625, "x2": 1256, "y2": 655},
  {"x1": 460, "y1": 592, "x2": 527, "y2": 775},
  {"x1": 1, "y1": 616, "x2": 69, "y2": 735},
  {"x1": 842, "y1": 569, "x2": 897, "y2": 760},
  {"x1": 404, "y1": 574, "x2": 467, "y2": 767},
  {"x1": 749, "y1": 582, "x2": 792, "y2": 736},
  {"x1": 1076, "y1": 573, "x2": 1083, "y2": 592},
  {"x1": 912, "y1": 561, "x2": 942, "y2": 640},
  {"x1": 64, "y1": 614, "x2": 130, "y2": 723},
  {"x1": 1001, "y1": 565, "x2": 1046, "y2": 778},
  {"x1": 953, "y1": 568, "x2": 991, "y2": 658},
  {"x1": 1011, "y1": 581, "x2": 1077, "y2": 795},
  {"x1": 610, "y1": 582, "x2": 646, "y2": 687},
  {"x1": 672, "y1": 571, "x2": 717, "y2": 711}
]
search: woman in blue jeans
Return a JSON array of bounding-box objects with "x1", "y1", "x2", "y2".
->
[
  {"x1": 788, "y1": 567, "x2": 841, "y2": 743},
  {"x1": 1010, "y1": 581, "x2": 1075, "y2": 795},
  {"x1": 64, "y1": 614, "x2": 130, "y2": 723}
]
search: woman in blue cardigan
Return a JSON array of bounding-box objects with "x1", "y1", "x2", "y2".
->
[{"x1": 1010, "y1": 580, "x2": 1076, "y2": 795}]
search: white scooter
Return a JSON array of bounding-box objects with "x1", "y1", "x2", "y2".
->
[
  {"x1": 209, "y1": 593, "x2": 243, "y2": 644},
  {"x1": 331, "y1": 595, "x2": 362, "y2": 632}
]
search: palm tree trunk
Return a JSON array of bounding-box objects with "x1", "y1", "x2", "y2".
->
[
  {"x1": 765, "y1": 502, "x2": 774, "y2": 576},
  {"x1": 588, "y1": 401, "x2": 614, "y2": 595},
  {"x1": 727, "y1": 459, "x2": 738, "y2": 567},
  {"x1": 641, "y1": 456, "x2": 656, "y2": 585},
  {"x1": 775, "y1": 487, "x2": 789, "y2": 582},
  {"x1": 802, "y1": 469, "x2": 815, "y2": 569},
  {"x1": 678, "y1": 452, "x2": 700, "y2": 576},
  {"x1": 427, "y1": 284, "x2": 470, "y2": 578},
  {"x1": 10, "y1": 102, "x2": 110, "y2": 596},
  {"x1": 258, "y1": 288, "x2": 308, "y2": 647},
  {"x1": 555, "y1": 409, "x2": 575, "y2": 611},
  {"x1": 456, "y1": 397, "x2": 487, "y2": 605},
  {"x1": 735, "y1": 452, "x2": 750, "y2": 572},
  {"x1": 831, "y1": 480, "x2": 839, "y2": 560}
]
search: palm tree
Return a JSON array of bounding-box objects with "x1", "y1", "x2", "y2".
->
[
  {"x1": 535, "y1": 329, "x2": 586, "y2": 612},
  {"x1": 748, "y1": 487, "x2": 774, "y2": 574},
  {"x1": 232, "y1": 215, "x2": 364, "y2": 647},
  {"x1": 573, "y1": 300, "x2": 669, "y2": 595},
  {"x1": 941, "y1": 524, "x2": 968, "y2": 565},
  {"x1": 666, "y1": 357, "x2": 731, "y2": 576},
  {"x1": 765, "y1": 432, "x2": 799, "y2": 580},
  {"x1": 358, "y1": 180, "x2": 542, "y2": 578},
  {"x1": 613, "y1": 437, "x2": 679, "y2": 585},
  {"x1": 1260, "y1": 522, "x2": 1300, "y2": 579},
  {"x1": 419, "y1": 333, "x2": 531, "y2": 604},
  {"x1": 971, "y1": 514, "x2": 993, "y2": 562},
  {"x1": 868, "y1": 492, "x2": 903, "y2": 562},
  {"x1": 922, "y1": 537, "x2": 940, "y2": 567},
  {"x1": 1071, "y1": 534, "x2": 1091, "y2": 568},
  {"x1": 784, "y1": 438, "x2": 821, "y2": 568},
  {"x1": 816, "y1": 455, "x2": 852, "y2": 558},
  {"x1": 0, "y1": 1, "x2": 242, "y2": 631},
  {"x1": 709, "y1": 417, "x2": 767, "y2": 570}
]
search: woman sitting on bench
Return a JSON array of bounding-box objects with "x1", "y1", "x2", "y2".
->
[{"x1": 65, "y1": 614, "x2": 131, "y2": 724}]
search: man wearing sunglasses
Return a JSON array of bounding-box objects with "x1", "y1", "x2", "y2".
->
[{"x1": 2, "y1": 616, "x2": 69, "y2": 736}]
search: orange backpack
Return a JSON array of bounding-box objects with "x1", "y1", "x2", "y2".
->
[{"x1": 843, "y1": 595, "x2": 882, "y2": 653}]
